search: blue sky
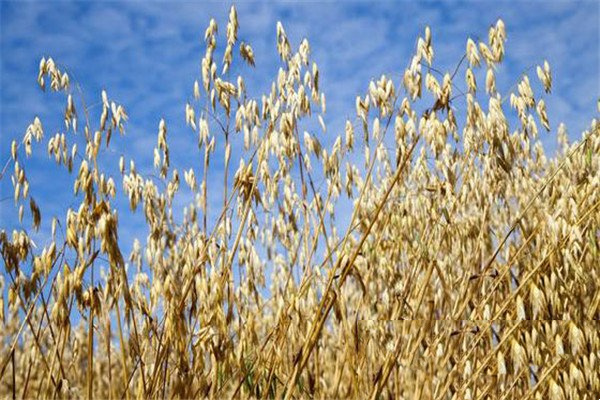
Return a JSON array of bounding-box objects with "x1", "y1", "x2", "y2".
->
[{"x1": 1, "y1": 1, "x2": 598, "y2": 260}]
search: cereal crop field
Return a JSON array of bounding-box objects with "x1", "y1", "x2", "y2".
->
[{"x1": 0, "y1": 5, "x2": 599, "y2": 399}]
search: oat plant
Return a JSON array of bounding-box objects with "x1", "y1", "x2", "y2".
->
[{"x1": 1, "y1": 8, "x2": 599, "y2": 399}]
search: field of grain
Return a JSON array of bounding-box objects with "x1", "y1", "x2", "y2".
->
[{"x1": 1, "y1": 7, "x2": 599, "y2": 399}]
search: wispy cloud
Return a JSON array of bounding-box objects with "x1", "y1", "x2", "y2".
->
[{"x1": 1, "y1": 1, "x2": 598, "y2": 253}]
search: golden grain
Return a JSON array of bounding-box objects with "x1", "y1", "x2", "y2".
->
[{"x1": 0, "y1": 11, "x2": 598, "y2": 400}]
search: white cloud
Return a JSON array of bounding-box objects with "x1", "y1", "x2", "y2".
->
[{"x1": 1, "y1": 1, "x2": 597, "y2": 255}]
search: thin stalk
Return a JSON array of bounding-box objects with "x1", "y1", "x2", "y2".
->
[
  {"x1": 115, "y1": 302, "x2": 130, "y2": 400},
  {"x1": 87, "y1": 299, "x2": 94, "y2": 400}
]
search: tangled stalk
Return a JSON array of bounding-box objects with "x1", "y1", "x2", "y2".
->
[{"x1": 1, "y1": 7, "x2": 599, "y2": 399}]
